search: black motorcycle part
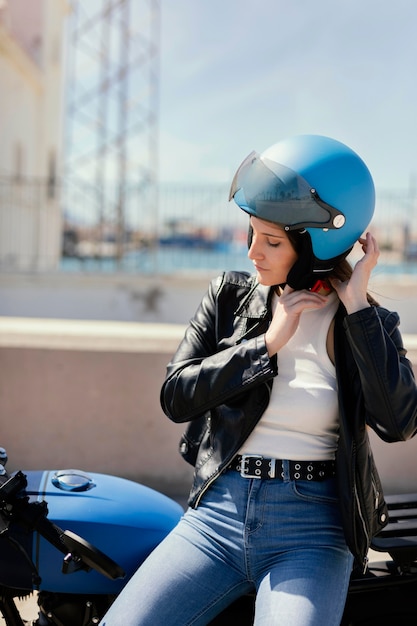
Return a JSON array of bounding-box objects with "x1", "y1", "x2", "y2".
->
[
  {"x1": 61, "y1": 531, "x2": 125, "y2": 580},
  {"x1": 208, "y1": 594, "x2": 255, "y2": 625},
  {"x1": 342, "y1": 576, "x2": 417, "y2": 625},
  {"x1": 370, "y1": 492, "x2": 417, "y2": 565},
  {"x1": 37, "y1": 591, "x2": 116, "y2": 626},
  {"x1": 0, "y1": 525, "x2": 36, "y2": 591},
  {"x1": 0, "y1": 587, "x2": 30, "y2": 626}
]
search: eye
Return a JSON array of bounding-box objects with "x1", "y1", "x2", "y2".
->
[{"x1": 267, "y1": 239, "x2": 280, "y2": 248}]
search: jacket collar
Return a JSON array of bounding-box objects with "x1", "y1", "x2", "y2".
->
[{"x1": 234, "y1": 279, "x2": 273, "y2": 319}]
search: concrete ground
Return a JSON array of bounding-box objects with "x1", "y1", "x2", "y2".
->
[{"x1": 0, "y1": 593, "x2": 38, "y2": 624}]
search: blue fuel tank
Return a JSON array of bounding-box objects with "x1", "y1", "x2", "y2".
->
[{"x1": 24, "y1": 469, "x2": 184, "y2": 594}]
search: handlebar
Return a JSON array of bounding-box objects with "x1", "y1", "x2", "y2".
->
[{"x1": 0, "y1": 470, "x2": 125, "y2": 581}]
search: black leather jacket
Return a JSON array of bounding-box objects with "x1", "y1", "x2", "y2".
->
[{"x1": 161, "y1": 271, "x2": 417, "y2": 569}]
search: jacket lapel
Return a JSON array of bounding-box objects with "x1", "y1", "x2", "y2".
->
[{"x1": 234, "y1": 281, "x2": 272, "y2": 340}]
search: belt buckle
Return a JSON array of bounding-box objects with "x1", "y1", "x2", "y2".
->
[
  {"x1": 240, "y1": 454, "x2": 262, "y2": 478},
  {"x1": 240, "y1": 455, "x2": 277, "y2": 479}
]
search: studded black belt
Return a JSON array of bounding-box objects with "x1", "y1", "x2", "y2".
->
[{"x1": 230, "y1": 455, "x2": 336, "y2": 481}]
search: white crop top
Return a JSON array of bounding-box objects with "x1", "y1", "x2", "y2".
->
[{"x1": 239, "y1": 291, "x2": 340, "y2": 461}]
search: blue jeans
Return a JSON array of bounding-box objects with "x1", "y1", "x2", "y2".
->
[{"x1": 100, "y1": 464, "x2": 353, "y2": 626}]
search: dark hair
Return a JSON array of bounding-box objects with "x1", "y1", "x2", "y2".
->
[{"x1": 285, "y1": 229, "x2": 307, "y2": 255}]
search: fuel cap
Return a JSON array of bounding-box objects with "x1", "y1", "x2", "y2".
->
[{"x1": 51, "y1": 469, "x2": 95, "y2": 492}]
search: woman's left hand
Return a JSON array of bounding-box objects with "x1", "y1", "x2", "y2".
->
[{"x1": 329, "y1": 232, "x2": 379, "y2": 314}]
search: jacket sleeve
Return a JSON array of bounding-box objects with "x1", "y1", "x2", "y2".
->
[
  {"x1": 160, "y1": 276, "x2": 277, "y2": 423},
  {"x1": 343, "y1": 305, "x2": 417, "y2": 442}
]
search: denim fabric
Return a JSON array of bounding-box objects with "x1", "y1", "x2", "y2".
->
[{"x1": 100, "y1": 464, "x2": 353, "y2": 626}]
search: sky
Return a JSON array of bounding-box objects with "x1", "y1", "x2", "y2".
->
[{"x1": 158, "y1": 0, "x2": 417, "y2": 193}]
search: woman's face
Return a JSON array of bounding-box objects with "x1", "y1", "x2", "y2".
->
[{"x1": 248, "y1": 216, "x2": 298, "y2": 286}]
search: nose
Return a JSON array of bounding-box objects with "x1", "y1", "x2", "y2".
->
[{"x1": 248, "y1": 234, "x2": 263, "y2": 261}]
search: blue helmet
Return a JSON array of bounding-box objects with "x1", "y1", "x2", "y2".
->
[{"x1": 229, "y1": 134, "x2": 375, "y2": 262}]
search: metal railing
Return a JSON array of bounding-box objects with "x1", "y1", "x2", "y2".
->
[{"x1": 0, "y1": 176, "x2": 416, "y2": 274}]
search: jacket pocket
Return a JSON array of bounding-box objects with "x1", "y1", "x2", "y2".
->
[{"x1": 179, "y1": 413, "x2": 210, "y2": 466}]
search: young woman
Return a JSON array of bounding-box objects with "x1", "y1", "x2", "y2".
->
[{"x1": 100, "y1": 135, "x2": 417, "y2": 626}]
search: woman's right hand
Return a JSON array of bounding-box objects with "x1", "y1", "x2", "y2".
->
[
  {"x1": 265, "y1": 284, "x2": 328, "y2": 357},
  {"x1": 329, "y1": 232, "x2": 379, "y2": 314}
]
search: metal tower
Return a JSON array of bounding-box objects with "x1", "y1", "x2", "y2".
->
[{"x1": 64, "y1": 0, "x2": 160, "y2": 261}]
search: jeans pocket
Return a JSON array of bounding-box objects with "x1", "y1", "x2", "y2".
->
[{"x1": 292, "y1": 476, "x2": 339, "y2": 504}]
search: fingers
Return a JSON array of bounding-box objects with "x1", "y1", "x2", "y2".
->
[
  {"x1": 267, "y1": 285, "x2": 327, "y2": 355},
  {"x1": 279, "y1": 287, "x2": 328, "y2": 314},
  {"x1": 328, "y1": 276, "x2": 341, "y2": 290},
  {"x1": 281, "y1": 284, "x2": 294, "y2": 296},
  {"x1": 358, "y1": 232, "x2": 379, "y2": 257}
]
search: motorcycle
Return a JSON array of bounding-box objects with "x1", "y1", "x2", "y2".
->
[
  {"x1": 0, "y1": 447, "x2": 183, "y2": 626},
  {"x1": 0, "y1": 445, "x2": 416, "y2": 625}
]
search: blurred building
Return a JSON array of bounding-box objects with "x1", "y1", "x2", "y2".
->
[{"x1": 0, "y1": 0, "x2": 68, "y2": 270}]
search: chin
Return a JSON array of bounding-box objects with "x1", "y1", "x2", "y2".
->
[
  {"x1": 256, "y1": 273, "x2": 280, "y2": 286},
  {"x1": 256, "y1": 272, "x2": 278, "y2": 287}
]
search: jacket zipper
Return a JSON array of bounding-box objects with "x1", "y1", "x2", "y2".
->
[
  {"x1": 371, "y1": 473, "x2": 379, "y2": 509},
  {"x1": 352, "y1": 443, "x2": 371, "y2": 573},
  {"x1": 353, "y1": 483, "x2": 370, "y2": 573},
  {"x1": 193, "y1": 388, "x2": 272, "y2": 508},
  {"x1": 194, "y1": 472, "x2": 219, "y2": 508}
]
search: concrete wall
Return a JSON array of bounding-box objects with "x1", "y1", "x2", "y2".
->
[
  {"x1": 2, "y1": 270, "x2": 417, "y2": 331},
  {"x1": 0, "y1": 316, "x2": 416, "y2": 502},
  {"x1": 0, "y1": 318, "x2": 194, "y2": 500},
  {"x1": 0, "y1": 271, "x2": 209, "y2": 325}
]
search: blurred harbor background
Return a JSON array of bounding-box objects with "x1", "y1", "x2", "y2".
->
[
  {"x1": 1, "y1": 0, "x2": 417, "y2": 283},
  {"x1": 1, "y1": 0, "x2": 417, "y2": 499}
]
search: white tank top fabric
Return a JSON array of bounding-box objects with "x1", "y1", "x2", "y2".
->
[{"x1": 239, "y1": 291, "x2": 340, "y2": 461}]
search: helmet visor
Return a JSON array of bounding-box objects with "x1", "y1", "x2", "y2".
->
[{"x1": 229, "y1": 151, "x2": 345, "y2": 230}]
